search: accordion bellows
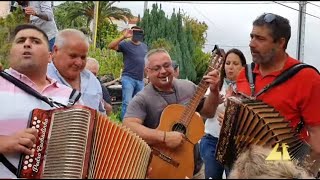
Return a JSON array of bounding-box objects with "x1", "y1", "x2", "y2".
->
[
  {"x1": 17, "y1": 106, "x2": 151, "y2": 179},
  {"x1": 216, "y1": 96, "x2": 310, "y2": 167}
]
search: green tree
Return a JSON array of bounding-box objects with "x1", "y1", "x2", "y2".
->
[
  {"x1": 183, "y1": 15, "x2": 211, "y2": 84},
  {"x1": 150, "y1": 38, "x2": 173, "y2": 52},
  {"x1": 139, "y1": 4, "x2": 199, "y2": 82},
  {"x1": 96, "y1": 21, "x2": 120, "y2": 49},
  {"x1": 88, "y1": 46, "x2": 123, "y2": 79},
  {"x1": 60, "y1": 1, "x2": 133, "y2": 29},
  {"x1": 0, "y1": 8, "x2": 26, "y2": 69},
  {"x1": 54, "y1": 1, "x2": 87, "y2": 30},
  {"x1": 183, "y1": 16, "x2": 208, "y2": 48}
]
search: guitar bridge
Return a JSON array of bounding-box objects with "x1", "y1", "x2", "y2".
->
[{"x1": 151, "y1": 148, "x2": 179, "y2": 167}]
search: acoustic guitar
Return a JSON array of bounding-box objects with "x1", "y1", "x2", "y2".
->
[{"x1": 148, "y1": 45, "x2": 226, "y2": 179}]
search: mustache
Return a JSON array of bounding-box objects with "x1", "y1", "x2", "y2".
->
[{"x1": 250, "y1": 48, "x2": 259, "y2": 53}]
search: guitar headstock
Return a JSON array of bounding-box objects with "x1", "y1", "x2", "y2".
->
[{"x1": 209, "y1": 45, "x2": 226, "y2": 73}]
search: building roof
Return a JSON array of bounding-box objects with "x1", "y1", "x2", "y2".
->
[{"x1": 110, "y1": 16, "x2": 139, "y2": 24}]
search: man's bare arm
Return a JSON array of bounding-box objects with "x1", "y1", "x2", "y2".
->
[{"x1": 123, "y1": 117, "x2": 185, "y2": 148}]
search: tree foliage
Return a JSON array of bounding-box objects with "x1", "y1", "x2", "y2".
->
[
  {"x1": 0, "y1": 8, "x2": 26, "y2": 69},
  {"x1": 88, "y1": 46, "x2": 123, "y2": 79},
  {"x1": 53, "y1": 1, "x2": 87, "y2": 30},
  {"x1": 55, "y1": 1, "x2": 133, "y2": 30},
  {"x1": 54, "y1": 1, "x2": 126, "y2": 78}
]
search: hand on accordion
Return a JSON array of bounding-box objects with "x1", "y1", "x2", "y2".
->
[
  {"x1": 218, "y1": 94, "x2": 225, "y2": 104},
  {"x1": 217, "y1": 111, "x2": 224, "y2": 126},
  {"x1": 163, "y1": 131, "x2": 186, "y2": 149},
  {"x1": 0, "y1": 128, "x2": 38, "y2": 155}
]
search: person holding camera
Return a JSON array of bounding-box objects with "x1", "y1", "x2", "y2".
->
[
  {"x1": 108, "y1": 26, "x2": 148, "y2": 121},
  {"x1": 23, "y1": 1, "x2": 58, "y2": 52}
]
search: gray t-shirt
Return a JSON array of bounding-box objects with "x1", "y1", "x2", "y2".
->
[
  {"x1": 118, "y1": 40, "x2": 148, "y2": 81},
  {"x1": 124, "y1": 79, "x2": 202, "y2": 128}
]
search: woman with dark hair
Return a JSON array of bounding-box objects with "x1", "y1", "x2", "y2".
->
[{"x1": 200, "y1": 48, "x2": 247, "y2": 179}]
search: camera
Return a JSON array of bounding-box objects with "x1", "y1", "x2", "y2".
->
[{"x1": 10, "y1": 1, "x2": 28, "y2": 12}]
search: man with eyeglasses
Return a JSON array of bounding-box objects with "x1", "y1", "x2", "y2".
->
[
  {"x1": 231, "y1": 13, "x2": 320, "y2": 176},
  {"x1": 123, "y1": 48, "x2": 221, "y2": 178}
]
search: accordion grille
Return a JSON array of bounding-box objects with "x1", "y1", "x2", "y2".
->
[
  {"x1": 43, "y1": 109, "x2": 91, "y2": 178},
  {"x1": 17, "y1": 106, "x2": 152, "y2": 179},
  {"x1": 216, "y1": 97, "x2": 310, "y2": 167}
]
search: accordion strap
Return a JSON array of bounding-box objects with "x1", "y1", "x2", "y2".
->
[
  {"x1": 0, "y1": 70, "x2": 80, "y2": 108},
  {"x1": 245, "y1": 63, "x2": 319, "y2": 134},
  {"x1": 0, "y1": 153, "x2": 17, "y2": 176},
  {"x1": 245, "y1": 63, "x2": 256, "y2": 97},
  {"x1": 255, "y1": 63, "x2": 319, "y2": 97}
]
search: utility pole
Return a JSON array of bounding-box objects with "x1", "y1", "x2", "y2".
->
[
  {"x1": 296, "y1": 1, "x2": 306, "y2": 62},
  {"x1": 144, "y1": 1, "x2": 148, "y2": 14},
  {"x1": 92, "y1": 1, "x2": 99, "y2": 49}
]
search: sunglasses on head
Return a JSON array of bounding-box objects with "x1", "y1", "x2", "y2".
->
[{"x1": 263, "y1": 13, "x2": 276, "y2": 23}]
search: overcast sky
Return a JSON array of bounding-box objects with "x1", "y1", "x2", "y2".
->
[{"x1": 54, "y1": 1, "x2": 320, "y2": 70}]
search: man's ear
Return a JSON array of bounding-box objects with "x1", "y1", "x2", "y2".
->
[
  {"x1": 144, "y1": 67, "x2": 149, "y2": 75},
  {"x1": 278, "y1": 37, "x2": 286, "y2": 49},
  {"x1": 48, "y1": 52, "x2": 52, "y2": 63}
]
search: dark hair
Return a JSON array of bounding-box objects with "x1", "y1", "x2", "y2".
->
[
  {"x1": 11, "y1": 24, "x2": 49, "y2": 48},
  {"x1": 253, "y1": 13, "x2": 291, "y2": 49},
  {"x1": 219, "y1": 48, "x2": 247, "y2": 90},
  {"x1": 131, "y1": 26, "x2": 142, "y2": 30}
]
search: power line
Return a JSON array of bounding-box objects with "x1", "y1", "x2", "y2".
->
[
  {"x1": 158, "y1": 1, "x2": 278, "y2": 5},
  {"x1": 307, "y1": 1, "x2": 320, "y2": 9},
  {"x1": 188, "y1": 4, "x2": 223, "y2": 32},
  {"x1": 204, "y1": 43, "x2": 248, "y2": 48},
  {"x1": 273, "y1": 1, "x2": 320, "y2": 20}
]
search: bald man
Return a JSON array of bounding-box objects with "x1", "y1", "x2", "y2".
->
[{"x1": 86, "y1": 57, "x2": 113, "y2": 116}]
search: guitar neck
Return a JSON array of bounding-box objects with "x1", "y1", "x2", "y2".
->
[{"x1": 179, "y1": 65, "x2": 215, "y2": 126}]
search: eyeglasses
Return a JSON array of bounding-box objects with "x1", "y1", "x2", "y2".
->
[
  {"x1": 264, "y1": 13, "x2": 276, "y2": 23},
  {"x1": 147, "y1": 62, "x2": 173, "y2": 73}
]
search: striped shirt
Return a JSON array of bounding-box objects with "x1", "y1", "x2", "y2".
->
[
  {"x1": 0, "y1": 68, "x2": 75, "y2": 178},
  {"x1": 47, "y1": 62, "x2": 106, "y2": 114}
]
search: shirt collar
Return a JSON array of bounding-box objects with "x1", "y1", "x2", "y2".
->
[
  {"x1": 252, "y1": 55, "x2": 299, "y2": 77},
  {"x1": 7, "y1": 67, "x2": 59, "y2": 88}
]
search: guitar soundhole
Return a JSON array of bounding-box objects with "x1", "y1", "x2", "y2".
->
[{"x1": 172, "y1": 123, "x2": 186, "y2": 134}]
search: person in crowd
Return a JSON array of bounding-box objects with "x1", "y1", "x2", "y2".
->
[
  {"x1": 228, "y1": 145, "x2": 313, "y2": 179},
  {"x1": 108, "y1": 26, "x2": 148, "y2": 120},
  {"x1": 0, "y1": 24, "x2": 79, "y2": 178},
  {"x1": 218, "y1": 13, "x2": 320, "y2": 176},
  {"x1": 24, "y1": 1, "x2": 58, "y2": 52},
  {"x1": 123, "y1": 48, "x2": 221, "y2": 178},
  {"x1": 85, "y1": 57, "x2": 113, "y2": 115},
  {"x1": 201, "y1": 48, "x2": 247, "y2": 179},
  {"x1": 47, "y1": 29, "x2": 106, "y2": 114}
]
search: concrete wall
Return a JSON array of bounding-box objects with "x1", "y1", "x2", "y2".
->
[{"x1": 0, "y1": 1, "x2": 10, "y2": 18}]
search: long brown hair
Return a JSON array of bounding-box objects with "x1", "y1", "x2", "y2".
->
[{"x1": 218, "y1": 48, "x2": 247, "y2": 90}]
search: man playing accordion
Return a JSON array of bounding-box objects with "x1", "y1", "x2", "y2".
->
[{"x1": 218, "y1": 13, "x2": 320, "y2": 178}]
